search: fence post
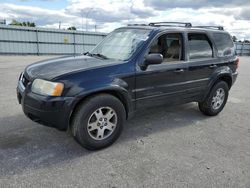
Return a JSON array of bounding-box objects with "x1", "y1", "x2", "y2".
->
[
  {"x1": 82, "y1": 31, "x2": 85, "y2": 53},
  {"x1": 241, "y1": 42, "x2": 244, "y2": 56},
  {"x1": 36, "y1": 29, "x2": 39, "y2": 56},
  {"x1": 73, "y1": 31, "x2": 76, "y2": 55}
]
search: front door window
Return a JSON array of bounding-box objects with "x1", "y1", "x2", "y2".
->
[{"x1": 149, "y1": 33, "x2": 183, "y2": 62}]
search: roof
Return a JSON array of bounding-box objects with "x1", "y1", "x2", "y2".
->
[{"x1": 124, "y1": 22, "x2": 228, "y2": 34}]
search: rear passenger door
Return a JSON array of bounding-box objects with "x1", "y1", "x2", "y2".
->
[{"x1": 185, "y1": 32, "x2": 218, "y2": 99}]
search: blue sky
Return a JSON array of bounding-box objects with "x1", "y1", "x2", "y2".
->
[
  {"x1": 0, "y1": 0, "x2": 250, "y2": 39},
  {"x1": 1, "y1": 0, "x2": 69, "y2": 9}
]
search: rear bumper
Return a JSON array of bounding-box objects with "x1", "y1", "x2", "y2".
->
[
  {"x1": 17, "y1": 80, "x2": 74, "y2": 130},
  {"x1": 232, "y1": 71, "x2": 238, "y2": 85}
]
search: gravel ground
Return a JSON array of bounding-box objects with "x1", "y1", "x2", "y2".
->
[{"x1": 0, "y1": 55, "x2": 249, "y2": 188}]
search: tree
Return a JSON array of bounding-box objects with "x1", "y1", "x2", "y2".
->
[
  {"x1": 9, "y1": 20, "x2": 22, "y2": 26},
  {"x1": 232, "y1": 36, "x2": 237, "y2": 42},
  {"x1": 9, "y1": 20, "x2": 36, "y2": 27},
  {"x1": 67, "y1": 26, "x2": 77, "y2": 30},
  {"x1": 29, "y1": 22, "x2": 35, "y2": 27}
]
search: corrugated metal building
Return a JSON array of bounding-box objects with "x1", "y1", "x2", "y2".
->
[{"x1": 0, "y1": 25, "x2": 107, "y2": 55}]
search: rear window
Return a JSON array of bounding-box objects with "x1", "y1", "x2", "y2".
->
[
  {"x1": 213, "y1": 33, "x2": 234, "y2": 57},
  {"x1": 188, "y1": 33, "x2": 213, "y2": 60}
]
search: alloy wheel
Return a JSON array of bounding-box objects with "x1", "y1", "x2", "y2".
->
[{"x1": 87, "y1": 107, "x2": 117, "y2": 140}]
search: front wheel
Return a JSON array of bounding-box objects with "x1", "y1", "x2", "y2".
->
[
  {"x1": 199, "y1": 81, "x2": 229, "y2": 116},
  {"x1": 71, "y1": 94, "x2": 126, "y2": 150}
]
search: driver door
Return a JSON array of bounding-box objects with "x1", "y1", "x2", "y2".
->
[{"x1": 135, "y1": 33, "x2": 189, "y2": 108}]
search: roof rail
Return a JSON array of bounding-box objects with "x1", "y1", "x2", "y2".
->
[
  {"x1": 149, "y1": 22, "x2": 192, "y2": 27},
  {"x1": 193, "y1": 26, "x2": 224, "y2": 30},
  {"x1": 127, "y1": 22, "x2": 224, "y2": 31},
  {"x1": 127, "y1": 24, "x2": 148, "y2": 26}
]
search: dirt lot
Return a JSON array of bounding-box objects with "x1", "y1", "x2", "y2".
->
[{"x1": 0, "y1": 56, "x2": 249, "y2": 188}]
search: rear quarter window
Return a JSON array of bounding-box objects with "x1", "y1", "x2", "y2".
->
[{"x1": 213, "y1": 33, "x2": 234, "y2": 57}]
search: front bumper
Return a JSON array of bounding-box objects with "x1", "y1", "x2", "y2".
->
[{"x1": 17, "y1": 80, "x2": 75, "y2": 130}]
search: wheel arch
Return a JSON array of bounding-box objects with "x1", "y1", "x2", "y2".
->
[
  {"x1": 68, "y1": 88, "x2": 132, "y2": 130},
  {"x1": 202, "y1": 73, "x2": 232, "y2": 102},
  {"x1": 213, "y1": 74, "x2": 232, "y2": 89}
]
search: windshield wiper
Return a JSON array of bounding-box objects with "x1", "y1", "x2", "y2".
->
[
  {"x1": 92, "y1": 53, "x2": 108, "y2": 59},
  {"x1": 83, "y1": 52, "x2": 93, "y2": 56},
  {"x1": 83, "y1": 52, "x2": 108, "y2": 59}
]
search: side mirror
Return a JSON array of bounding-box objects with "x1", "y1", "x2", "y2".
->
[{"x1": 140, "y1": 53, "x2": 163, "y2": 70}]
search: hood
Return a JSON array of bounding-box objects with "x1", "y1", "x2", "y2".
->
[{"x1": 25, "y1": 55, "x2": 121, "y2": 80}]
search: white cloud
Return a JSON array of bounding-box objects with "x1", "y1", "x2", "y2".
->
[
  {"x1": 0, "y1": 3, "x2": 76, "y2": 26},
  {"x1": 143, "y1": 0, "x2": 250, "y2": 10},
  {"x1": 0, "y1": 0, "x2": 250, "y2": 39}
]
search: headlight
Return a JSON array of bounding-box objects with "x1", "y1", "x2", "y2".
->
[{"x1": 31, "y1": 79, "x2": 64, "y2": 96}]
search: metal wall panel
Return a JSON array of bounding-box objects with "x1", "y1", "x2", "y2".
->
[
  {"x1": 38, "y1": 32, "x2": 74, "y2": 43},
  {"x1": 39, "y1": 44, "x2": 74, "y2": 54},
  {"x1": 1, "y1": 42, "x2": 37, "y2": 53},
  {"x1": 0, "y1": 25, "x2": 107, "y2": 55},
  {"x1": 0, "y1": 29, "x2": 37, "y2": 42},
  {"x1": 235, "y1": 42, "x2": 250, "y2": 56}
]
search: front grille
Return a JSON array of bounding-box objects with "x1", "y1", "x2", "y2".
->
[{"x1": 21, "y1": 74, "x2": 30, "y2": 88}]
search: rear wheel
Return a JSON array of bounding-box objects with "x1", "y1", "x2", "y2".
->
[
  {"x1": 71, "y1": 94, "x2": 126, "y2": 150},
  {"x1": 199, "y1": 81, "x2": 229, "y2": 116}
]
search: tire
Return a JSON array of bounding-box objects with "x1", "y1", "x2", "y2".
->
[
  {"x1": 199, "y1": 81, "x2": 229, "y2": 116},
  {"x1": 71, "y1": 94, "x2": 126, "y2": 150}
]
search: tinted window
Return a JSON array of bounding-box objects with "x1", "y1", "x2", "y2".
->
[
  {"x1": 213, "y1": 33, "x2": 234, "y2": 57},
  {"x1": 188, "y1": 34, "x2": 213, "y2": 59}
]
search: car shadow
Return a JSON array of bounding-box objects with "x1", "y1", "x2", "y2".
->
[
  {"x1": 119, "y1": 102, "x2": 210, "y2": 142},
  {"x1": 0, "y1": 102, "x2": 210, "y2": 177},
  {"x1": 0, "y1": 114, "x2": 86, "y2": 177}
]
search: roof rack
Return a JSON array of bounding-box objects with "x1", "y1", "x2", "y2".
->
[
  {"x1": 127, "y1": 24, "x2": 148, "y2": 26},
  {"x1": 127, "y1": 22, "x2": 224, "y2": 31},
  {"x1": 193, "y1": 26, "x2": 224, "y2": 30},
  {"x1": 149, "y1": 22, "x2": 192, "y2": 27}
]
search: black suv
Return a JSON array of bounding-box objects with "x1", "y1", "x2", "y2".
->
[{"x1": 17, "y1": 22, "x2": 239, "y2": 150}]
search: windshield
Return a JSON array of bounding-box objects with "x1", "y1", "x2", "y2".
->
[{"x1": 90, "y1": 28, "x2": 151, "y2": 60}]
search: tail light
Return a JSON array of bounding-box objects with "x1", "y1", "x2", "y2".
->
[{"x1": 235, "y1": 57, "x2": 239, "y2": 69}]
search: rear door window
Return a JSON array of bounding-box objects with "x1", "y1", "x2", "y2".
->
[
  {"x1": 188, "y1": 33, "x2": 213, "y2": 60},
  {"x1": 213, "y1": 33, "x2": 234, "y2": 57}
]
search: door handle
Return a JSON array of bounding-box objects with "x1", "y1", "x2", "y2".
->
[
  {"x1": 174, "y1": 68, "x2": 184, "y2": 73},
  {"x1": 209, "y1": 64, "x2": 217, "y2": 69}
]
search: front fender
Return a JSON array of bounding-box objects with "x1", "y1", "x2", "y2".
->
[{"x1": 69, "y1": 77, "x2": 134, "y2": 119}]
